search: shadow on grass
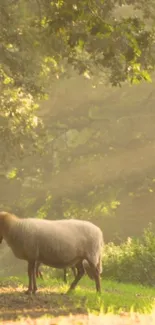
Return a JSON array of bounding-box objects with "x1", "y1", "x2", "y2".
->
[{"x1": 0, "y1": 289, "x2": 88, "y2": 321}]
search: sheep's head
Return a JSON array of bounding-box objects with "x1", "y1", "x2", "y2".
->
[{"x1": 0, "y1": 211, "x2": 13, "y2": 238}]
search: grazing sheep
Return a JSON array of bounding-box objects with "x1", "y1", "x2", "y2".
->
[
  {"x1": 35, "y1": 261, "x2": 77, "y2": 283},
  {"x1": 0, "y1": 211, "x2": 103, "y2": 294}
]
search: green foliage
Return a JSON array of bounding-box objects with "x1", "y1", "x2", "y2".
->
[
  {"x1": 36, "y1": 194, "x2": 52, "y2": 219},
  {"x1": 102, "y1": 224, "x2": 155, "y2": 285},
  {"x1": 6, "y1": 168, "x2": 17, "y2": 179},
  {"x1": 1, "y1": 0, "x2": 155, "y2": 165},
  {"x1": 0, "y1": 80, "x2": 43, "y2": 166}
]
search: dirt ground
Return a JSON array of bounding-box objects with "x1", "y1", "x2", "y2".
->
[{"x1": 0, "y1": 286, "x2": 87, "y2": 321}]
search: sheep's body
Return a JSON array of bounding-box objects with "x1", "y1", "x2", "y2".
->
[
  {"x1": 2, "y1": 216, "x2": 103, "y2": 269},
  {"x1": 0, "y1": 212, "x2": 103, "y2": 294}
]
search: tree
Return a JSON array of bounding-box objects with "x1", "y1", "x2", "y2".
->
[
  {"x1": 0, "y1": 0, "x2": 155, "y2": 165},
  {"x1": 33, "y1": 0, "x2": 155, "y2": 85}
]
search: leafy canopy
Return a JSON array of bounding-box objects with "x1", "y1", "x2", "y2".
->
[{"x1": 0, "y1": 0, "x2": 155, "y2": 165}]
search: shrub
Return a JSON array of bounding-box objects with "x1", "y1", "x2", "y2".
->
[{"x1": 102, "y1": 224, "x2": 155, "y2": 285}]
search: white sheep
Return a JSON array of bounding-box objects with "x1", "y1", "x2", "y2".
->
[{"x1": 0, "y1": 211, "x2": 103, "y2": 294}]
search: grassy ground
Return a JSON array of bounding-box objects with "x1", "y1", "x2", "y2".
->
[{"x1": 0, "y1": 275, "x2": 155, "y2": 324}]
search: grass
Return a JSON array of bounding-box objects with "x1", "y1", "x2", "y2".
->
[{"x1": 0, "y1": 274, "x2": 155, "y2": 324}]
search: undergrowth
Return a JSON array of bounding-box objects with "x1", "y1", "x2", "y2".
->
[{"x1": 102, "y1": 224, "x2": 155, "y2": 285}]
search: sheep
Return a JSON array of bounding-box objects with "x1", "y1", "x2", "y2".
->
[
  {"x1": 0, "y1": 211, "x2": 103, "y2": 294},
  {"x1": 35, "y1": 261, "x2": 77, "y2": 283}
]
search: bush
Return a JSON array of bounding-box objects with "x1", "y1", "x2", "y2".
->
[{"x1": 102, "y1": 224, "x2": 155, "y2": 285}]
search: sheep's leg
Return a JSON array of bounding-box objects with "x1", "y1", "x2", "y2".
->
[
  {"x1": 38, "y1": 269, "x2": 43, "y2": 279},
  {"x1": 94, "y1": 270, "x2": 101, "y2": 293},
  {"x1": 36, "y1": 264, "x2": 39, "y2": 278},
  {"x1": 72, "y1": 267, "x2": 77, "y2": 278},
  {"x1": 36, "y1": 262, "x2": 43, "y2": 280},
  {"x1": 32, "y1": 264, "x2": 38, "y2": 294},
  {"x1": 25, "y1": 261, "x2": 35, "y2": 294},
  {"x1": 86, "y1": 261, "x2": 101, "y2": 293},
  {"x1": 64, "y1": 268, "x2": 67, "y2": 283},
  {"x1": 67, "y1": 263, "x2": 85, "y2": 293},
  {"x1": 36, "y1": 262, "x2": 40, "y2": 278},
  {"x1": 25, "y1": 262, "x2": 33, "y2": 294}
]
